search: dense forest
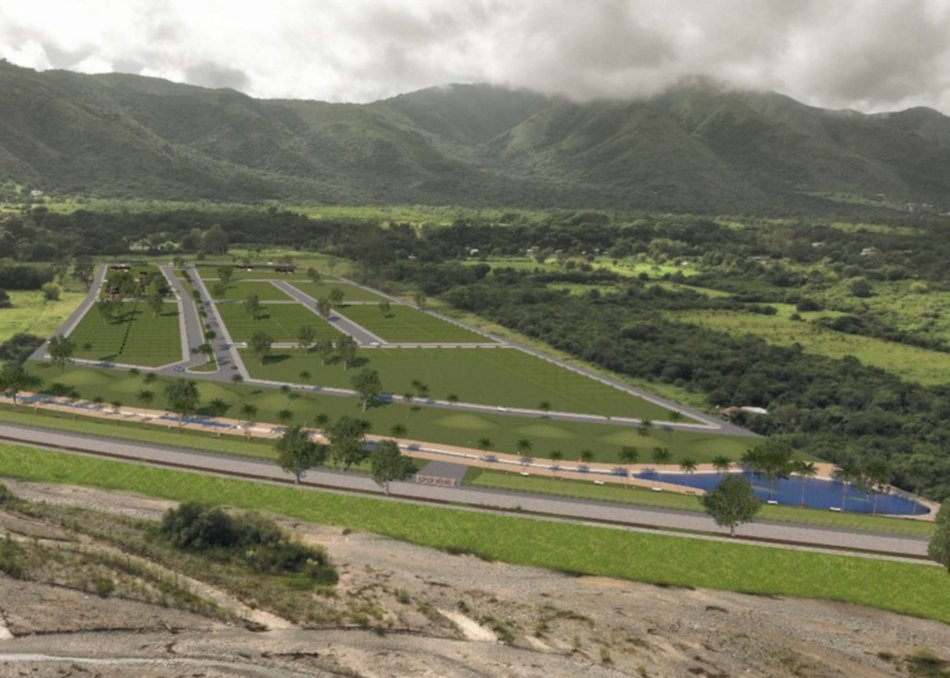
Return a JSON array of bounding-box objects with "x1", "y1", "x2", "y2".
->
[{"x1": 2, "y1": 205, "x2": 950, "y2": 499}]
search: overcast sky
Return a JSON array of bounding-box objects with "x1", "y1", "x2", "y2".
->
[{"x1": 2, "y1": 0, "x2": 950, "y2": 113}]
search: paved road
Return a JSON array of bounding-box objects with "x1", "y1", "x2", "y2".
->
[
  {"x1": 159, "y1": 264, "x2": 207, "y2": 369},
  {"x1": 181, "y1": 265, "x2": 250, "y2": 382},
  {"x1": 0, "y1": 421, "x2": 930, "y2": 560},
  {"x1": 271, "y1": 280, "x2": 387, "y2": 346},
  {"x1": 30, "y1": 264, "x2": 108, "y2": 362}
]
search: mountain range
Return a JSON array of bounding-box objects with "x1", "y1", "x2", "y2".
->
[{"x1": 2, "y1": 60, "x2": 949, "y2": 213}]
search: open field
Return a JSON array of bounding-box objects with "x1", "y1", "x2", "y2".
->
[
  {"x1": 209, "y1": 280, "x2": 293, "y2": 301},
  {"x1": 465, "y1": 468, "x2": 935, "y2": 538},
  {"x1": 0, "y1": 290, "x2": 87, "y2": 343},
  {"x1": 216, "y1": 301, "x2": 341, "y2": 343},
  {"x1": 668, "y1": 305, "x2": 950, "y2": 386},
  {"x1": 289, "y1": 280, "x2": 390, "y2": 303},
  {"x1": 242, "y1": 346, "x2": 677, "y2": 420},
  {"x1": 336, "y1": 305, "x2": 488, "y2": 343},
  {"x1": 67, "y1": 301, "x2": 182, "y2": 367},
  {"x1": 23, "y1": 363, "x2": 754, "y2": 461},
  {"x1": 0, "y1": 444, "x2": 946, "y2": 624}
]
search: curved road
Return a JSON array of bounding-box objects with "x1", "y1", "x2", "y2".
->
[{"x1": 0, "y1": 422, "x2": 930, "y2": 561}]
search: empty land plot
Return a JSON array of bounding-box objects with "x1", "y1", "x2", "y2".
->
[
  {"x1": 241, "y1": 347, "x2": 677, "y2": 420},
  {"x1": 216, "y1": 301, "x2": 341, "y2": 343},
  {"x1": 68, "y1": 301, "x2": 182, "y2": 366},
  {"x1": 210, "y1": 280, "x2": 293, "y2": 301},
  {"x1": 197, "y1": 266, "x2": 305, "y2": 282},
  {"x1": 336, "y1": 305, "x2": 488, "y2": 343},
  {"x1": 289, "y1": 280, "x2": 390, "y2": 303},
  {"x1": 668, "y1": 308, "x2": 950, "y2": 386},
  {"x1": 0, "y1": 290, "x2": 87, "y2": 343}
]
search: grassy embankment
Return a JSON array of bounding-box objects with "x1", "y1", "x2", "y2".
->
[{"x1": 0, "y1": 442, "x2": 946, "y2": 624}]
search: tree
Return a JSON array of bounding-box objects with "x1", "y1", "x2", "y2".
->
[
  {"x1": 862, "y1": 460, "x2": 891, "y2": 515},
  {"x1": 741, "y1": 440, "x2": 793, "y2": 500},
  {"x1": 370, "y1": 439, "x2": 413, "y2": 494},
  {"x1": 928, "y1": 499, "x2": 950, "y2": 573},
  {"x1": 217, "y1": 266, "x2": 233, "y2": 285},
  {"x1": 516, "y1": 439, "x2": 532, "y2": 456},
  {"x1": 146, "y1": 289, "x2": 164, "y2": 319},
  {"x1": 315, "y1": 339, "x2": 334, "y2": 364},
  {"x1": 679, "y1": 457, "x2": 698, "y2": 487},
  {"x1": 329, "y1": 287, "x2": 345, "y2": 307},
  {"x1": 651, "y1": 447, "x2": 672, "y2": 465},
  {"x1": 240, "y1": 403, "x2": 258, "y2": 437},
  {"x1": 702, "y1": 475, "x2": 762, "y2": 535},
  {"x1": 164, "y1": 379, "x2": 200, "y2": 429},
  {"x1": 378, "y1": 300, "x2": 391, "y2": 317},
  {"x1": 637, "y1": 418, "x2": 653, "y2": 438},
  {"x1": 792, "y1": 460, "x2": 817, "y2": 506},
  {"x1": 212, "y1": 282, "x2": 228, "y2": 299},
  {"x1": 244, "y1": 294, "x2": 261, "y2": 319},
  {"x1": 351, "y1": 368, "x2": 382, "y2": 412},
  {"x1": 41, "y1": 282, "x2": 61, "y2": 301},
  {"x1": 136, "y1": 389, "x2": 155, "y2": 409},
  {"x1": 669, "y1": 410, "x2": 683, "y2": 425},
  {"x1": 278, "y1": 409, "x2": 294, "y2": 425},
  {"x1": 390, "y1": 423, "x2": 407, "y2": 438},
  {"x1": 549, "y1": 450, "x2": 563, "y2": 476},
  {"x1": 326, "y1": 416, "x2": 371, "y2": 471},
  {"x1": 446, "y1": 393, "x2": 459, "y2": 405},
  {"x1": 306, "y1": 267, "x2": 320, "y2": 284},
  {"x1": 0, "y1": 362, "x2": 40, "y2": 405},
  {"x1": 712, "y1": 455, "x2": 732, "y2": 475},
  {"x1": 539, "y1": 400, "x2": 551, "y2": 416},
  {"x1": 619, "y1": 446, "x2": 639, "y2": 466},
  {"x1": 579, "y1": 449, "x2": 594, "y2": 464},
  {"x1": 47, "y1": 335, "x2": 75, "y2": 372},
  {"x1": 316, "y1": 297, "x2": 332, "y2": 319},
  {"x1": 337, "y1": 335, "x2": 358, "y2": 370},
  {"x1": 297, "y1": 325, "x2": 317, "y2": 353},
  {"x1": 96, "y1": 298, "x2": 119, "y2": 324},
  {"x1": 276, "y1": 424, "x2": 325, "y2": 484},
  {"x1": 249, "y1": 330, "x2": 272, "y2": 365},
  {"x1": 476, "y1": 437, "x2": 492, "y2": 452},
  {"x1": 833, "y1": 463, "x2": 858, "y2": 511}
]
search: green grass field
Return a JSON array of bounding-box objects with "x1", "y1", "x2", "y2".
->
[
  {"x1": 0, "y1": 290, "x2": 86, "y2": 343},
  {"x1": 216, "y1": 302, "x2": 341, "y2": 343},
  {"x1": 668, "y1": 305, "x2": 950, "y2": 386},
  {"x1": 67, "y1": 301, "x2": 182, "y2": 367},
  {"x1": 24, "y1": 363, "x2": 753, "y2": 461},
  {"x1": 465, "y1": 469, "x2": 935, "y2": 538},
  {"x1": 289, "y1": 280, "x2": 390, "y2": 303},
  {"x1": 241, "y1": 346, "x2": 677, "y2": 420},
  {"x1": 0, "y1": 444, "x2": 946, "y2": 624},
  {"x1": 210, "y1": 280, "x2": 293, "y2": 301},
  {"x1": 336, "y1": 305, "x2": 488, "y2": 343}
]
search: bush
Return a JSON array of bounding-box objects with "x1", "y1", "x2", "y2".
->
[
  {"x1": 41, "y1": 283, "x2": 62, "y2": 301},
  {"x1": 0, "y1": 538, "x2": 25, "y2": 579}
]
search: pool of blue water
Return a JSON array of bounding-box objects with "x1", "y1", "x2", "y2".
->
[{"x1": 635, "y1": 470, "x2": 930, "y2": 516}]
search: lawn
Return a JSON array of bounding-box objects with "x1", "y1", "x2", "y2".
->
[
  {"x1": 0, "y1": 444, "x2": 946, "y2": 624},
  {"x1": 0, "y1": 290, "x2": 86, "y2": 343},
  {"x1": 196, "y1": 266, "x2": 306, "y2": 282},
  {"x1": 210, "y1": 280, "x2": 293, "y2": 301},
  {"x1": 23, "y1": 363, "x2": 754, "y2": 462},
  {"x1": 289, "y1": 280, "x2": 391, "y2": 303},
  {"x1": 465, "y1": 469, "x2": 936, "y2": 538},
  {"x1": 668, "y1": 306, "x2": 950, "y2": 386},
  {"x1": 67, "y1": 301, "x2": 182, "y2": 367},
  {"x1": 241, "y1": 346, "x2": 679, "y2": 420},
  {"x1": 336, "y1": 305, "x2": 488, "y2": 343},
  {"x1": 216, "y1": 301, "x2": 341, "y2": 343}
]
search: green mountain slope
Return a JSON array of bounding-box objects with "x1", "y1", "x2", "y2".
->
[{"x1": 1, "y1": 61, "x2": 949, "y2": 212}]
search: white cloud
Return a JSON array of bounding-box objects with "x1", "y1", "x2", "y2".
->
[{"x1": 0, "y1": 0, "x2": 949, "y2": 112}]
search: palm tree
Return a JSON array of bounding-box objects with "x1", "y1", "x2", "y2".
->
[
  {"x1": 313, "y1": 412, "x2": 330, "y2": 429},
  {"x1": 390, "y1": 423, "x2": 407, "y2": 438},
  {"x1": 792, "y1": 460, "x2": 818, "y2": 507},
  {"x1": 863, "y1": 460, "x2": 891, "y2": 515},
  {"x1": 669, "y1": 410, "x2": 683, "y2": 425},
  {"x1": 679, "y1": 457, "x2": 698, "y2": 487},
  {"x1": 277, "y1": 409, "x2": 294, "y2": 425},
  {"x1": 240, "y1": 403, "x2": 258, "y2": 438},
  {"x1": 619, "y1": 447, "x2": 639, "y2": 488},
  {"x1": 538, "y1": 401, "x2": 551, "y2": 417},
  {"x1": 579, "y1": 449, "x2": 594, "y2": 464},
  {"x1": 476, "y1": 437, "x2": 492, "y2": 453},
  {"x1": 549, "y1": 450, "x2": 563, "y2": 477},
  {"x1": 519, "y1": 455, "x2": 532, "y2": 470},
  {"x1": 299, "y1": 370, "x2": 311, "y2": 382},
  {"x1": 136, "y1": 389, "x2": 154, "y2": 409},
  {"x1": 446, "y1": 393, "x2": 459, "y2": 405},
  {"x1": 833, "y1": 463, "x2": 858, "y2": 511},
  {"x1": 712, "y1": 455, "x2": 732, "y2": 475},
  {"x1": 651, "y1": 447, "x2": 672, "y2": 466},
  {"x1": 515, "y1": 439, "x2": 532, "y2": 470}
]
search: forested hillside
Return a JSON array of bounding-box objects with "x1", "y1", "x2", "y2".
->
[{"x1": 2, "y1": 61, "x2": 950, "y2": 214}]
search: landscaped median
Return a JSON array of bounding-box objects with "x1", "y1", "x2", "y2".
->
[{"x1": 0, "y1": 441, "x2": 947, "y2": 625}]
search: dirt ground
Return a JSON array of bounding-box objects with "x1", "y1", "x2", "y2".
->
[{"x1": 0, "y1": 478, "x2": 947, "y2": 677}]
